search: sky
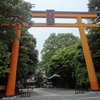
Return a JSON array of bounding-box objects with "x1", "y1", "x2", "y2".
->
[{"x1": 24, "y1": 0, "x2": 89, "y2": 61}]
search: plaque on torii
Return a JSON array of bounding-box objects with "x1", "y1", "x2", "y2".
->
[{"x1": 46, "y1": 10, "x2": 55, "y2": 25}]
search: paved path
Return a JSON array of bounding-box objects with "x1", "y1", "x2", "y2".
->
[
  {"x1": 33, "y1": 88, "x2": 60, "y2": 97},
  {"x1": 3, "y1": 88, "x2": 100, "y2": 100}
]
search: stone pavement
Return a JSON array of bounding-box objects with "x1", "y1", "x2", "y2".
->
[{"x1": 2, "y1": 88, "x2": 100, "y2": 100}]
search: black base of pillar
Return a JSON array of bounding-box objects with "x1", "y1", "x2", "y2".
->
[
  {"x1": 6, "y1": 95, "x2": 15, "y2": 97},
  {"x1": 2, "y1": 96, "x2": 17, "y2": 100},
  {"x1": 90, "y1": 89, "x2": 100, "y2": 92}
]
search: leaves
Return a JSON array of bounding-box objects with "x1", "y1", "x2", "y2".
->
[
  {"x1": 41, "y1": 33, "x2": 79, "y2": 76},
  {"x1": 86, "y1": 0, "x2": 100, "y2": 83},
  {"x1": 16, "y1": 29, "x2": 38, "y2": 83},
  {"x1": 48, "y1": 38, "x2": 91, "y2": 88},
  {"x1": 0, "y1": 42, "x2": 10, "y2": 77},
  {"x1": 0, "y1": 0, "x2": 36, "y2": 82}
]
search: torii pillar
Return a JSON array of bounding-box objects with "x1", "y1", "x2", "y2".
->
[
  {"x1": 6, "y1": 25, "x2": 21, "y2": 97},
  {"x1": 77, "y1": 16, "x2": 99, "y2": 90}
]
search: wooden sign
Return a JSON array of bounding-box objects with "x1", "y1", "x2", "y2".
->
[{"x1": 46, "y1": 10, "x2": 55, "y2": 25}]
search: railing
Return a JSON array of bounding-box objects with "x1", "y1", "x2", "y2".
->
[
  {"x1": 20, "y1": 89, "x2": 31, "y2": 97},
  {"x1": 17, "y1": 83, "x2": 32, "y2": 97},
  {"x1": 75, "y1": 88, "x2": 85, "y2": 94}
]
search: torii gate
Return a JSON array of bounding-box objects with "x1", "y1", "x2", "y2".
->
[{"x1": 6, "y1": 10, "x2": 100, "y2": 97}]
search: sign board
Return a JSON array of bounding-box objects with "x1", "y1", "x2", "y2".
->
[
  {"x1": 46, "y1": 10, "x2": 55, "y2": 25},
  {"x1": 0, "y1": 85, "x2": 5, "y2": 90}
]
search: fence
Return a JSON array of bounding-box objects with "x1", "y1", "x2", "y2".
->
[
  {"x1": 20, "y1": 89, "x2": 31, "y2": 97},
  {"x1": 75, "y1": 88, "x2": 85, "y2": 94},
  {"x1": 17, "y1": 83, "x2": 32, "y2": 97}
]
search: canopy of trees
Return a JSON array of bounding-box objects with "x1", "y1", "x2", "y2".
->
[
  {"x1": 0, "y1": 0, "x2": 38, "y2": 85},
  {"x1": 0, "y1": 42, "x2": 10, "y2": 77},
  {"x1": 34, "y1": 62, "x2": 44, "y2": 87},
  {"x1": 49, "y1": 40, "x2": 89, "y2": 88},
  {"x1": 41, "y1": 33, "x2": 79, "y2": 76},
  {"x1": 87, "y1": 0, "x2": 100, "y2": 84},
  {"x1": 17, "y1": 29, "x2": 38, "y2": 83}
]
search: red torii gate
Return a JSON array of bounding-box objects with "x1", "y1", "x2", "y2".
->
[{"x1": 6, "y1": 10, "x2": 100, "y2": 97}]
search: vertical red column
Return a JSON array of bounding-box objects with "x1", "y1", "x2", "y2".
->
[
  {"x1": 77, "y1": 16, "x2": 99, "y2": 90},
  {"x1": 6, "y1": 25, "x2": 21, "y2": 96}
]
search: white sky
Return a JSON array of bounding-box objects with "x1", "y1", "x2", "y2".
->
[{"x1": 24, "y1": 0, "x2": 89, "y2": 61}]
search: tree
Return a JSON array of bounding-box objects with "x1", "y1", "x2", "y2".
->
[
  {"x1": 88, "y1": 0, "x2": 100, "y2": 12},
  {"x1": 0, "y1": 42, "x2": 10, "y2": 78},
  {"x1": 0, "y1": 0, "x2": 34, "y2": 26},
  {"x1": 0, "y1": 0, "x2": 34, "y2": 44},
  {"x1": 16, "y1": 28, "x2": 38, "y2": 83},
  {"x1": 87, "y1": 0, "x2": 100, "y2": 85},
  {"x1": 49, "y1": 40, "x2": 89, "y2": 88},
  {"x1": 49, "y1": 45, "x2": 76, "y2": 88},
  {"x1": 73, "y1": 40, "x2": 89, "y2": 88},
  {"x1": 87, "y1": 29, "x2": 100, "y2": 85},
  {"x1": 0, "y1": 0, "x2": 35, "y2": 85},
  {"x1": 87, "y1": 0, "x2": 100, "y2": 23},
  {"x1": 41, "y1": 33, "x2": 79, "y2": 76},
  {"x1": 34, "y1": 62, "x2": 44, "y2": 87}
]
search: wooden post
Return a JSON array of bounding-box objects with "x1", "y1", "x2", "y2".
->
[
  {"x1": 77, "y1": 16, "x2": 99, "y2": 90},
  {"x1": 6, "y1": 25, "x2": 21, "y2": 96}
]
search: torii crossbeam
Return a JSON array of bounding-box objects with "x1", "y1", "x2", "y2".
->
[{"x1": 6, "y1": 10, "x2": 100, "y2": 97}]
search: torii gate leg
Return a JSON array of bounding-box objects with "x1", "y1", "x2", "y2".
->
[
  {"x1": 6, "y1": 26, "x2": 21, "y2": 97},
  {"x1": 77, "y1": 16, "x2": 99, "y2": 90}
]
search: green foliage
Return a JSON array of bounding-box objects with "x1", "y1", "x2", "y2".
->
[
  {"x1": 87, "y1": 0, "x2": 100, "y2": 85},
  {"x1": 87, "y1": 0, "x2": 100, "y2": 12},
  {"x1": 0, "y1": 0, "x2": 34, "y2": 26},
  {"x1": 0, "y1": 42, "x2": 10, "y2": 77},
  {"x1": 87, "y1": 0, "x2": 100, "y2": 23},
  {"x1": 87, "y1": 28, "x2": 100, "y2": 84},
  {"x1": 74, "y1": 45, "x2": 89, "y2": 87},
  {"x1": 0, "y1": 0, "x2": 34, "y2": 44},
  {"x1": 49, "y1": 45, "x2": 76, "y2": 88},
  {"x1": 49, "y1": 40, "x2": 89, "y2": 88},
  {"x1": 16, "y1": 29, "x2": 38, "y2": 83},
  {"x1": 96, "y1": 73, "x2": 100, "y2": 84},
  {"x1": 0, "y1": 0, "x2": 35, "y2": 84},
  {"x1": 34, "y1": 62, "x2": 44, "y2": 87},
  {"x1": 41, "y1": 33, "x2": 79, "y2": 76}
]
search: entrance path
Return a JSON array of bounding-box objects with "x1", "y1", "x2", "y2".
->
[
  {"x1": 36, "y1": 88, "x2": 75, "y2": 96},
  {"x1": 33, "y1": 88, "x2": 59, "y2": 97},
  {"x1": 15, "y1": 88, "x2": 100, "y2": 100}
]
